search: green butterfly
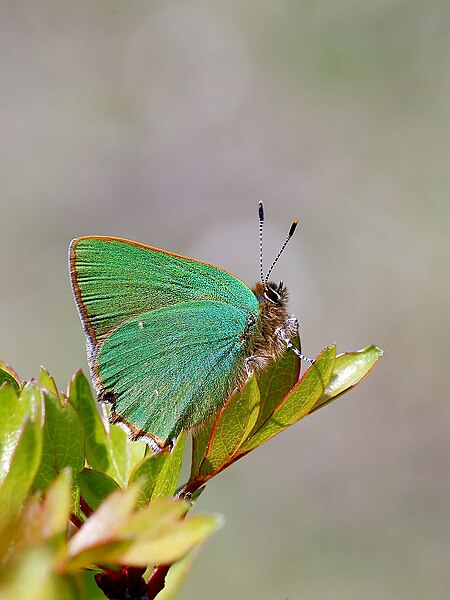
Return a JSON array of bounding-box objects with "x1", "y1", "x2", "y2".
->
[{"x1": 69, "y1": 203, "x2": 311, "y2": 451}]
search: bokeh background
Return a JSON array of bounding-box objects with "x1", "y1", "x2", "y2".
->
[{"x1": 1, "y1": 1, "x2": 449, "y2": 598}]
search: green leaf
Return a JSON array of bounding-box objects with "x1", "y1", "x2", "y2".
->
[
  {"x1": 76, "y1": 468, "x2": 120, "y2": 512},
  {"x1": 39, "y1": 367, "x2": 60, "y2": 397},
  {"x1": 0, "y1": 384, "x2": 23, "y2": 486},
  {"x1": 311, "y1": 345, "x2": 383, "y2": 412},
  {"x1": 0, "y1": 417, "x2": 43, "y2": 525},
  {"x1": 19, "y1": 382, "x2": 45, "y2": 423},
  {"x1": 18, "y1": 469, "x2": 72, "y2": 548},
  {"x1": 0, "y1": 547, "x2": 78, "y2": 600},
  {"x1": 68, "y1": 370, "x2": 110, "y2": 472},
  {"x1": 241, "y1": 346, "x2": 336, "y2": 453},
  {"x1": 0, "y1": 369, "x2": 20, "y2": 393},
  {"x1": 255, "y1": 334, "x2": 301, "y2": 430},
  {"x1": 41, "y1": 468, "x2": 72, "y2": 539},
  {"x1": 106, "y1": 423, "x2": 134, "y2": 484},
  {"x1": 33, "y1": 390, "x2": 85, "y2": 491},
  {"x1": 151, "y1": 432, "x2": 186, "y2": 501},
  {"x1": 129, "y1": 452, "x2": 168, "y2": 506},
  {"x1": 77, "y1": 571, "x2": 107, "y2": 600},
  {"x1": 106, "y1": 424, "x2": 147, "y2": 487},
  {"x1": 190, "y1": 418, "x2": 215, "y2": 483},
  {"x1": 68, "y1": 370, "x2": 146, "y2": 486},
  {"x1": 128, "y1": 437, "x2": 148, "y2": 477},
  {"x1": 0, "y1": 362, "x2": 21, "y2": 390},
  {"x1": 0, "y1": 383, "x2": 43, "y2": 556},
  {"x1": 197, "y1": 377, "x2": 260, "y2": 479},
  {"x1": 0, "y1": 382, "x2": 43, "y2": 487}
]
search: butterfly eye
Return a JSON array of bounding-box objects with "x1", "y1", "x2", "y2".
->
[{"x1": 264, "y1": 285, "x2": 281, "y2": 304}]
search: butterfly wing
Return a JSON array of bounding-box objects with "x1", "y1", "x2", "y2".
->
[
  {"x1": 69, "y1": 236, "x2": 260, "y2": 447},
  {"x1": 70, "y1": 236, "x2": 257, "y2": 343},
  {"x1": 94, "y1": 300, "x2": 252, "y2": 446}
]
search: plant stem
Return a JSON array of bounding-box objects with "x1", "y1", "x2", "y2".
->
[
  {"x1": 69, "y1": 514, "x2": 83, "y2": 529},
  {"x1": 80, "y1": 496, "x2": 93, "y2": 517},
  {"x1": 146, "y1": 564, "x2": 171, "y2": 599},
  {"x1": 174, "y1": 477, "x2": 204, "y2": 499}
]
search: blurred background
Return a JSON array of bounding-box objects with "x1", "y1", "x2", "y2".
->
[{"x1": 1, "y1": 1, "x2": 449, "y2": 598}]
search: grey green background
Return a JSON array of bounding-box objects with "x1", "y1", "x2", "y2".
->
[{"x1": 1, "y1": 2, "x2": 449, "y2": 598}]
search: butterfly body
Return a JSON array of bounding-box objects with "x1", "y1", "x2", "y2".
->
[
  {"x1": 69, "y1": 228, "x2": 302, "y2": 451},
  {"x1": 247, "y1": 280, "x2": 298, "y2": 371}
]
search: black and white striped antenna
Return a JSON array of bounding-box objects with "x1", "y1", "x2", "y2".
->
[
  {"x1": 258, "y1": 202, "x2": 265, "y2": 283},
  {"x1": 258, "y1": 202, "x2": 298, "y2": 283},
  {"x1": 257, "y1": 203, "x2": 314, "y2": 365}
]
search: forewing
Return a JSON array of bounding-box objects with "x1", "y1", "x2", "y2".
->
[
  {"x1": 93, "y1": 300, "x2": 254, "y2": 445},
  {"x1": 69, "y1": 236, "x2": 259, "y2": 345}
]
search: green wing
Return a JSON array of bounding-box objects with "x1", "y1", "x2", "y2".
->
[
  {"x1": 70, "y1": 236, "x2": 258, "y2": 345},
  {"x1": 69, "y1": 237, "x2": 260, "y2": 447},
  {"x1": 95, "y1": 301, "x2": 251, "y2": 445}
]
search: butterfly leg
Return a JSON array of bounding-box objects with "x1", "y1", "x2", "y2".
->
[
  {"x1": 284, "y1": 316, "x2": 299, "y2": 335},
  {"x1": 245, "y1": 356, "x2": 256, "y2": 375},
  {"x1": 245, "y1": 356, "x2": 268, "y2": 375},
  {"x1": 276, "y1": 321, "x2": 315, "y2": 365}
]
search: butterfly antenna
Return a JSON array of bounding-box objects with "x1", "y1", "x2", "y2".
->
[
  {"x1": 258, "y1": 202, "x2": 265, "y2": 282},
  {"x1": 264, "y1": 218, "x2": 298, "y2": 283}
]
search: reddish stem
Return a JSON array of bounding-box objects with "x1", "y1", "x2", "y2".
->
[
  {"x1": 146, "y1": 564, "x2": 171, "y2": 599},
  {"x1": 174, "y1": 476, "x2": 205, "y2": 499},
  {"x1": 69, "y1": 495, "x2": 93, "y2": 531},
  {"x1": 80, "y1": 496, "x2": 93, "y2": 517},
  {"x1": 70, "y1": 514, "x2": 84, "y2": 529}
]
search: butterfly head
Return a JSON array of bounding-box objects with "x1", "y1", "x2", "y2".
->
[
  {"x1": 248, "y1": 203, "x2": 300, "y2": 363},
  {"x1": 264, "y1": 280, "x2": 287, "y2": 305},
  {"x1": 252, "y1": 280, "x2": 288, "y2": 308}
]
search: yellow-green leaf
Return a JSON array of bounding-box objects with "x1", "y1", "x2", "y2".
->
[
  {"x1": 0, "y1": 382, "x2": 43, "y2": 488},
  {"x1": 198, "y1": 377, "x2": 260, "y2": 478},
  {"x1": 120, "y1": 513, "x2": 223, "y2": 566},
  {"x1": 33, "y1": 390, "x2": 84, "y2": 491},
  {"x1": 255, "y1": 334, "x2": 301, "y2": 430},
  {"x1": 151, "y1": 432, "x2": 186, "y2": 501},
  {"x1": 41, "y1": 468, "x2": 72, "y2": 539},
  {"x1": 129, "y1": 452, "x2": 169, "y2": 506},
  {"x1": 18, "y1": 468, "x2": 72, "y2": 549},
  {"x1": 190, "y1": 418, "x2": 214, "y2": 483},
  {"x1": 0, "y1": 362, "x2": 21, "y2": 390},
  {"x1": 0, "y1": 417, "x2": 43, "y2": 525},
  {"x1": 0, "y1": 369, "x2": 20, "y2": 393},
  {"x1": 311, "y1": 345, "x2": 383, "y2": 412},
  {"x1": 65, "y1": 484, "x2": 142, "y2": 569},
  {"x1": 76, "y1": 468, "x2": 120, "y2": 512},
  {"x1": 68, "y1": 370, "x2": 146, "y2": 486},
  {"x1": 241, "y1": 346, "x2": 336, "y2": 453},
  {"x1": 39, "y1": 367, "x2": 59, "y2": 398},
  {"x1": 0, "y1": 547, "x2": 78, "y2": 600},
  {"x1": 68, "y1": 371, "x2": 110, "y2": 472}
]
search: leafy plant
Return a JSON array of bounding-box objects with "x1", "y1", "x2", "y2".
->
[{"x1": 0, "y1": 345, "x2": 382, "y2": 599}]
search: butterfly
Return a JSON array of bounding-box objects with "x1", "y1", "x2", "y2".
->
[{"x1": 69, "y1": 203, "x2": 312, "y2": 452}]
